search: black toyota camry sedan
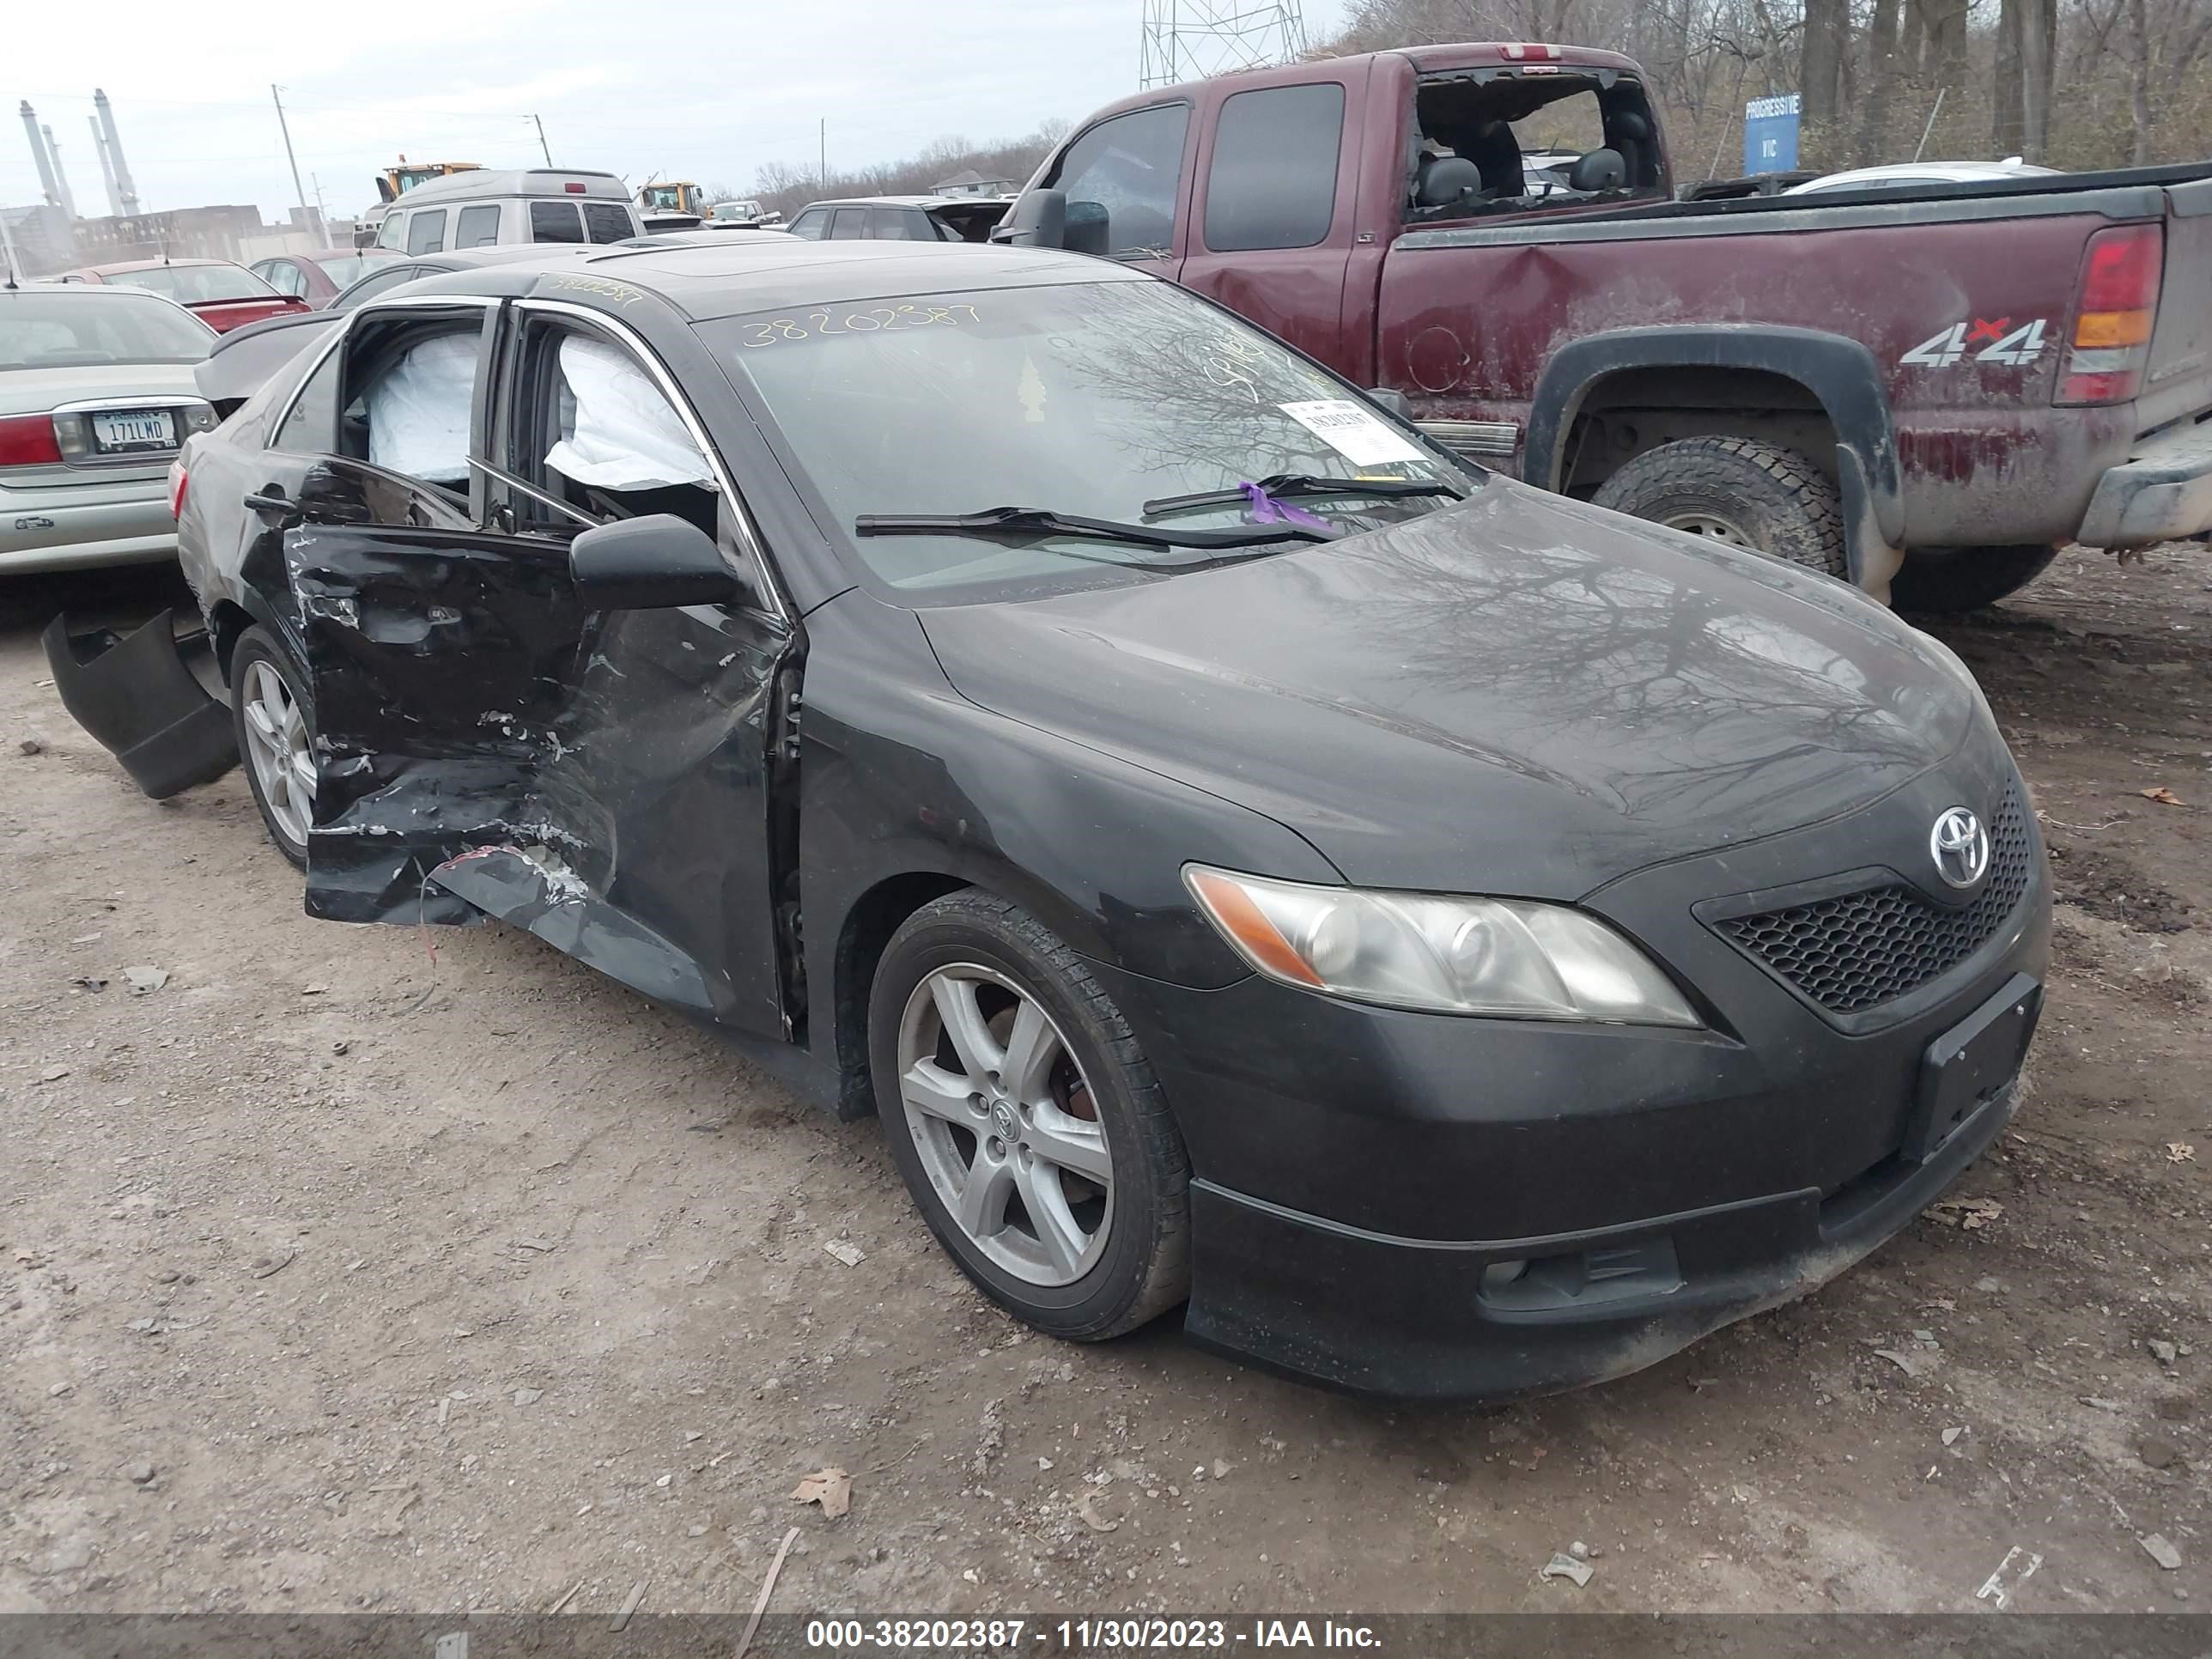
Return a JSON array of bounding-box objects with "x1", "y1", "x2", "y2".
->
[{"x1": 46, "y1": 240, "x2": 2048, "y2": 1398}]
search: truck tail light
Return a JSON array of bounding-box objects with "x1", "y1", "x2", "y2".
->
[
  {"x1": 1498, "y1": 42, "x2": 1561, "y2": 58},
  {"x1": 0, "y1": 412, "x2": 63, "y2": 468},
  {"x1": 2059, "y1": 223, "x2": 2164, "y2": 405},
  {"x1": 167, "y1": 456, "x2": 189, "y2": 520}
]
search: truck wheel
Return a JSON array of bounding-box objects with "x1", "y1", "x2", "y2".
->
[
  {"x1": 1889, "y1": 545, "x2": 2059, "y2": 613},
  {"x1": 1591, "y1": 437, "x2": 1848, "y2": 581},
  {"x1": 870, "y1": 890, "x2": 1191, "y2": 1341}
]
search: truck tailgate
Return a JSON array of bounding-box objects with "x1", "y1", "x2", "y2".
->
[{"x1": 2140, "y1": 176, "x2": 2212, "y2": 432}]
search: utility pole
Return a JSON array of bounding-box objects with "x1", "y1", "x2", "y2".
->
[
  {"x1": 270, "y1": 85, "x2": 325, "y2": 245},
  {"x1": 532, "y1": 114, "x2": 553, "y2": 167},
  {"x1": 311, "y1": 172, "x2": 331, "y2": 240},
  {"x1": 819, "y1": 118, "x2": 827, "y2": 189}
]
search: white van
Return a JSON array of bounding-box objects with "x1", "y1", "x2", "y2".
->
[{"x1": 374, "y1": 169, "x2": 642, "y2": 254}]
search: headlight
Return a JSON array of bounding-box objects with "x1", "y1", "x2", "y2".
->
[{"x1": 1185, "y1": 865, "x2": 1699, "y2": 1027}]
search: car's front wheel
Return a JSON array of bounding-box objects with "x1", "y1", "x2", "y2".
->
[
  {"x1": 870, "y1": 891, "x2": 1191, "y2": 1340},
  {"x1": 229, "y1": 624, "x2": 315, "y2": 869}
]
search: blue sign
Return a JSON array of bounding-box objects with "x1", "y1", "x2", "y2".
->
[{"x1": 1745, "y1": 94, "x2": 1801, "y2": 175}]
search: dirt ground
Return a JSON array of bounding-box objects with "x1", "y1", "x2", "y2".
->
[{"x1": 1, "y1": 545, "x2": 2206, "y2": 1620}]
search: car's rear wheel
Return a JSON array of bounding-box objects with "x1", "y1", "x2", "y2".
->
[
  {"x1": 230, "y1": 624, "x2": 314, "y2": 869},
  {"x1": 870, "y1": 891, "x2": 1190, "y2": 1340},
  {"x1": 1890, "y1": 544, "x2": 2060, "y2": 613},
  {"x1": 1591, "y1": 435, "x2": 1849, "y2": 581}
]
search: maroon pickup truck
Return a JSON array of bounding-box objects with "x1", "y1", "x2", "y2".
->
[{"x1": 1000, "y1": 43, "x2": 2212, "y2": 610}]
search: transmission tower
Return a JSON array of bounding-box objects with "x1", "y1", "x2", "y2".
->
[{"x1": 1139, "y1": 0, "x2": 1310, "y2": 88}]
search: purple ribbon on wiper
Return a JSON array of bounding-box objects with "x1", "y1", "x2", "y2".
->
[{"x1": 1239, "y1": 481, "x2": 1334, "y2": 532}]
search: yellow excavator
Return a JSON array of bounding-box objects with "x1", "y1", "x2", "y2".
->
[
  {"x1": 356, "y1": 159, "x2": 483, "y2": 246},
  {"x1": 375, "y1": 158, "x2": 483, "y2": 204},
  {"x1": 636, "y1": 180, "x2": 711, "y2": 229}
]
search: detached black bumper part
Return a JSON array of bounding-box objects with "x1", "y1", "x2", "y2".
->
[{"x1": 41, "y1": 610, "x2": 237, "y2": 799}]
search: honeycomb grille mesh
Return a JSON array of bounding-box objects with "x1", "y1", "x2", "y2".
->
[{"x1": 1715, "y1": 782, "x2": 2033, "y2": 1016}]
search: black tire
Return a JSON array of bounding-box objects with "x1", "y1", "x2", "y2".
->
[
  {"x1": 869, "y1": 890, "x2": 1191, "y2": 1340},
  {"x1": 1889, "y1": 544, "x2": 2059, "y2": 613},
  {"x1": 228, "y1": 624, "x2": 313, "y2": 870},
  {"x1": 1591, "y1": 435, "x2": 1849, "y2": 580}
]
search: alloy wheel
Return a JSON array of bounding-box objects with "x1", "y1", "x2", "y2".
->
[
  {"x1": 239, "y1": 658, "x2": 313, "y2": 848},
  {"x1": 896, "y1": 964, "x2": 1113, "y2": 1286}
]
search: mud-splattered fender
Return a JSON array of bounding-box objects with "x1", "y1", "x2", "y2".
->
[{"x1": 1524, "y1": 324, "x2": 1905, "y2": 571}]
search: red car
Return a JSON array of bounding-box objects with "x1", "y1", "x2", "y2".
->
[
  {"x1": 248, "y1": 247, "x2": 404, "y2": 308},
  {"x1": 56, "y1": 259, "x2": 310, "y2": 334}
]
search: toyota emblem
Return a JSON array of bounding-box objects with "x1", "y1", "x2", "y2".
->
[{"x1": 1930, "y1": 806, "x2": 1990, "y2": 889}]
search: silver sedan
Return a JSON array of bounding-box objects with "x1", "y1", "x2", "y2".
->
[{"x1": 2, "y1": 284, "x2": 218, "y2": 574}]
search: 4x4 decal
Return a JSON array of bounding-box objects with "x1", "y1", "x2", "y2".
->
[{"x1": 1900, "y1": 318, "x2": 2050, "y2": 369}]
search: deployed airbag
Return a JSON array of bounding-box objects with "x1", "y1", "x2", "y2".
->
[
  {"x1": 545, "y1": 335, "x2": 713, "y2": 490},
  {"x1": 366, "y1": 331, "x2": 476, "y2": 483}
]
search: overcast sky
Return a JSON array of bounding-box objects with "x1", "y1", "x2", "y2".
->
[{"x1": 7, "y1": 0, "x2": 1346, "y2": 227}]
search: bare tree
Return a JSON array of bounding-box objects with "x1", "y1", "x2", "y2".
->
[{"x1": 1800, "y1": 0, "x2": 1850, "y2": 159}]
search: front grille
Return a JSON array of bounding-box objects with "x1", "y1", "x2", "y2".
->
[{"x1": 1715, "y1": 781, "x2": 2033, "y2": 1015}]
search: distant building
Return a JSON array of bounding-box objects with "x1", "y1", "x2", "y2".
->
[
  {"x1": 931, "y1": 169, "x2": 1016, "y2": 198},
  {"x1": 68, "y1": 204, "x2": 264, "y2": 266},
  {"x1": 0, "y1": 202, "x2": 76, "y2": 276}
]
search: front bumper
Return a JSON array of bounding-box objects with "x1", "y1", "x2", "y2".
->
[
  {"x1": 1097, "y1": 759, "x2": 2050, "y2": 1399},
  {"x1": 1186, "y1": 1071, "x2": 2017, "y2": 1399},
  {"x1": 2075, "y1": 417, "x2": 2212, "y2": 548}
]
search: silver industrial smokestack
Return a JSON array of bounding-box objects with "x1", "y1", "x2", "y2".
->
[
  {"x1": 43, "y1": 125, "x2": 78, "y2": 219},
  {"x1": 93, "y1": 88, "x2": 141, "y2": 215},
  {"x1": 20, "y1": 101, "x2": 62, "y2": 209},
  {"x1": 90, "y1": 116, "x2": 122, "y2": 216}
]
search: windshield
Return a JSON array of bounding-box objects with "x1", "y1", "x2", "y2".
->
[
  {"x1": 1, "y1": 291, "x2": 215, "y2": 367},
  {"x1": 707, "y1": 281, "x2": 1473, "y2": 598},
  {"x1": 106, "y1": 264, "x2": 278, "y2": 304}
]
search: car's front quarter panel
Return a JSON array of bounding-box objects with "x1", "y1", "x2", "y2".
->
[{"x1": 793, "y1": 588, "x2": 1340, "y2": 1083}]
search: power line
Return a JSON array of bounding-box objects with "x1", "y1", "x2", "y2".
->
[{"x1": 1139, "y1": 0, "x2": 1309, "y2": 88}]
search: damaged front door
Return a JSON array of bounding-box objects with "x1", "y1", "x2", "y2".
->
[{"x1": 291, "y1": 295, "x2": 797, "y2": 1041}]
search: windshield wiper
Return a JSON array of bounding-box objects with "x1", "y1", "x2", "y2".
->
[
  {"x1": 854, "y1": 506, "x2": 1338, "y2": 550},
  {"x1": 1141, "y1": 473, "x2": 1462, "y2": 517}
]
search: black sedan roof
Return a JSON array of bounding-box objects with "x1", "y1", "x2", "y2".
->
[{"x1": 392, "y1": 240, "x2": 1139, "y2": 324}]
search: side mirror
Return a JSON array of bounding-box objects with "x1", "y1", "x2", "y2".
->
[
  {"x1": 1063, "y1": 200, "x2": 1110, "y2": 257},
  {"x1": 568, "y1": 514, "x2": 742, "y2": 611},
  {"x1": 1366, "y1": 387, "x2": 1413, "y2": 419},
  {"x1": 992, "y1": 187, "x2": 1066, "y2": 248}
]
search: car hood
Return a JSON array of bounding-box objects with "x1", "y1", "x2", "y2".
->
[
  {"x1": 919, "y1": 480, "x2": 1984, "y2": 896},
  {"x1": 0, "y1": 362, "x2": 204, "y2": 416}
]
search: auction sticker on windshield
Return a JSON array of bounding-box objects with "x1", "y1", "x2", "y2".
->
[{"x1": 1277, "y1": 399, "x2": 1426, "y2": 468}]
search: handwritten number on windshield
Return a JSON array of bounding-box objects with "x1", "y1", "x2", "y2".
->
[
  {"x1": 738, "y1": 303, "x2": 981, "y2": 349},
  {"x1": 1203, "y1": 337, "x2": 1265, "y2": 404}
]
